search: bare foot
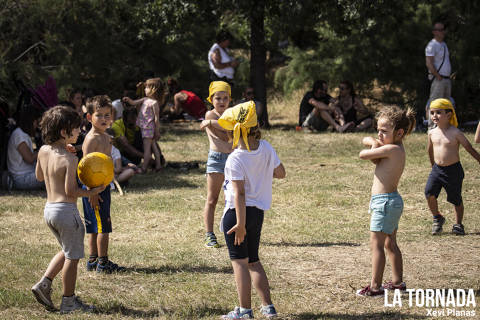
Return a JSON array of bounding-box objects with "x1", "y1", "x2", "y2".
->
[{"x1": 337, "y1": 122, "x2": 354, "y2": 133}]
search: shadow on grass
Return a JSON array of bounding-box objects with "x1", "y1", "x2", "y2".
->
[
  {"x1": 124, "y1": 264, "x2": 232, "y2": 274},
  {"x1": 263, "y1": 241, "x2": 361, "y2": 248},
  {"x1": 96, "y1": 301, "x2": 229, "y2": 318},
  {"x1": 294, "y1": 311, "x2": 428, "y2": 319},
  {"x1": 268, "y1": 123, "x2": 295, "y2": 131}
]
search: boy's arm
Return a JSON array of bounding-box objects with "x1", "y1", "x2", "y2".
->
[
  {"x1": 200, "y1": 119, "x2": 223, "y2": 130},
  {"x1": 427, "y1": 133, "x2": 434, "y2": 166},
  {"x1": 475, "y1": 121, "x2": 480, "y2": 144},
  {"x1": 226, "y1": 180, "x2": 247, "y2": 246},
  {"x1": 35, "y1": 150, "x2": 44, "y2": 182},
  {"x1": 362, "y1": 137, "x2": 383, "y2": 148},
  {"x1": 457, "y1": 131, "x2": 480, "y2": 164},
  {"x1": 65, "y1": 157, "x2": 105, "y2": 197},
  {"x1": 81, "y1": 136, "x2": 103, "y2": 206},
  {"x1": 273, "y1": 163, "x2": 286, "y2": 179},
  {"x1": 359, "y1": 144, "x2": 397, "y2": 161}
]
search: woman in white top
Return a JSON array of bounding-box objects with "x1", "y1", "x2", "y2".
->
[
  {"x1": 7, "y1": 108, "x2": 44, "y2": 190},
  {"x1": 208, "y1": 30, "x2": 239, "y2": 86}
]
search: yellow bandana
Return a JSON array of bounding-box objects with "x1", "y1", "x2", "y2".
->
[
  {"x1": 207, "y1": 81, "x2": 231, "y2": 103},
  {"x1": 430, "y1": 98, "x2": 458, "y2": 127},
  {"x1": 218, "y1": 101, "x2": 257, "y2": 151}
]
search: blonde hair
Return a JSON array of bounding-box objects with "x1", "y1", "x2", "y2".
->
[
  {"x1": 226, "y1": 125, "x2": 261, "y2": 143},
  {"x1": 376, "y1": 106, "x2": 416, "y2": 138},
  {"x1": 144, "y1": 78, "x2": 166, "y2": 104}
]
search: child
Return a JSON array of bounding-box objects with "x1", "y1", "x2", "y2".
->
[
  {"x1": 32, "y1": 106, "x2": 105, "y2": 313},
  {"x1": 122, "y1": 78, "x2": 165, "y2": 173},
  {"x1": 82, "y1": 95, "x2": 125, "y2": 273},
  {"x1": 111, "y1": 144, "x2": 137, "y2": 187},
  {"x1": 217, "y1": 101, "x2": 286, "y2": 319},
  {"x1": 357, "y1": 106, "x2": 416, "y2": 297},
  {"x1": 199, "y1": 81, "x2": 233, "y2": 248},
  {"x1": 425, "y1": 98, "x2": 480, "y2": 235}
]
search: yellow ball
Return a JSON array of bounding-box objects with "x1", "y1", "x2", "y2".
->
[{"x1": 77, "y1": 152, "x2": 114, "y2": 188}]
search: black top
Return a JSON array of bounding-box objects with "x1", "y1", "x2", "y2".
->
[{"x1": 299, "y1": 91, "x2": 333, "y2": 126}]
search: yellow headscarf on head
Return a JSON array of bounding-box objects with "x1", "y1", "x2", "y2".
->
[
  {"x1": 207, "y1": 81, "x2": 231, "y2": 103},
  {"x1": 429, "y1": 98, "x2": 458, "y2": 127},
  {"x1": 218, "y1": 101, "x2": 257, "y2": 151}
]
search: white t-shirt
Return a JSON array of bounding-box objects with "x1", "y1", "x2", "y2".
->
[
  {"x1": 7, "y1": 127, "x2": 35, "y2": 176},
  {"x1": 425, "y1": 39, "x2": 451, "y2": 77},
  {"x1": 111, "y1": 145, "x2": 121, "y2": 161},
  {"x1": 208, "y1": 43, "x2": 234, "y2": 79},
  {"x1": 223, "y1": 140, "x2": 281, "y2": 213},
  {"x1": 112, "y1": 99, "x2": 124, "y2": 120}
]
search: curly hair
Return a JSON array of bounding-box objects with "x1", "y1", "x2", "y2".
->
[
  {"x1": 376, "y1": 106, "x2": 416, "y2": 138},
  {"x1": 85, "y1": 95, "x2": 112, "y2": 115},
  {"x1": 40, "y1": 106, "x2": 82, "y2": 145}
]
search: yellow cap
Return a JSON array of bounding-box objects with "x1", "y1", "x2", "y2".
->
[
  {"x1": 430, "y1": 98, "x2": 458, "y2": 127},
  {"x1": 218, "y1": 101, "x2": 257, "y2": 151},
  {"x1": 207, "y1": 81, "x2": 231, "y2": 103}
]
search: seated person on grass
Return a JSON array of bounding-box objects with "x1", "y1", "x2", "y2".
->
[
  {"x1": 299, "y1": 80, "x2": 351, "y2": 132},
  {"x1": 332, "y1": 80, "x2": 373, "y2": 132}
]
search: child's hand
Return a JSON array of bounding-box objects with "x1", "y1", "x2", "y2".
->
[
  {"x1": 88, "y1": 193, "x2": 103, "y2": 209},
  {"x1": 200, "y1": 120, "x2": 210, "y2": 130},
  {"x1": 66, "y1": 144, "x2": 77, "y2": 154},
  {"x1": 227, "y1": 224, "x2": 246, "y2": 245},
  {"x1": 122, "y1": 97, "x2": 132, "y2": 105},
  {"x1": 127, "y1": 163, "x2": 137, "y2": 169},
  {"x1": 90, "y1": 185, "x2": 106, "y2": 195}
]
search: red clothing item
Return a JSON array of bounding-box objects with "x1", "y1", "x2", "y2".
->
[{"x1": 181, "y1": 90, "x2": 206, "y2": 119}]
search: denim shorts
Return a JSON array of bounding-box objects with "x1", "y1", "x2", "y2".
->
[
  {"x1": 369, "y1": 191, "x2": 403, "y2": 235},
  {"x1": 206, "y1": 150, "x2": 229, "y2": 174}
]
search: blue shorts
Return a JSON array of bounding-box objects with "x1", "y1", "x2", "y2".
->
[
  {"x1": 82, "y1": 185, "x2": 112, "y2": 234},
  {"x1": 206, "y1": 150, "x2": 229, "y2": 174},
  {"x1": 369, "y1": 192, "x2": 403, "y2": 235},
  {"x1": 223, "y1": 206, "x2": 264, "y2": 263},
  {"x1": 425, "y1": 162, "x2": 464, "y2": 206}
]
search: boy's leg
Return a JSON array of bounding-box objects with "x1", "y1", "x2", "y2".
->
[
  {"x1": 248, "y1": 261, "x2": 272, "y2": 306},
  {"x1": 62, "y1": 259, "x2": 79, "y2": 296},
  {"x1": 44, "y1": 251, "x2": 66, "y2": 280},
  {"x1": 88, "y1": 233, "x2": 98, "y2": 257},
  {"x1": 203, "y1": 173, "x2": 224, "y2": 233},
  {"x1": 384, "y1": 230, "x2": 403, "y2": 285},
  {"x1": 97, "y1": 233, "x2": 109, "y2": 258},
  {"x1": 231, "y1": 258, "x2": 252, "y2": 309},
  {"x1": 454, "y1": 203, "x2": 464, "y2": 224},
  {"x1": 426, "y1": 195, "x2": 440, "y2": 215},
  {"x1": 370, "y1": 231, "x2": 387, "y2": 290}
]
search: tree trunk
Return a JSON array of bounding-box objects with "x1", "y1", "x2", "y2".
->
[{"x1": 249, "y1": 0, "x2": 269, "y2": 127}]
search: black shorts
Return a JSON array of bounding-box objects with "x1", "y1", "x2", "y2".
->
[
  {"x1": 425, "y1": 162, "x2": 464, "y2": 206},
  {"x1": 223, "y1": 206, "x2": 264, "y2": 263}
]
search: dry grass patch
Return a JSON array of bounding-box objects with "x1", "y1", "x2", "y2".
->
[{"x1": 1, "y1": 97, "x2": 479, "y2": 319}]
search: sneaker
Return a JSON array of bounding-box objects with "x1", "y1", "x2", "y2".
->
[
  {"x1": 31, "y1": 277, "x2": 55, "y2": 310},
  {"x1": 86, "y1": 259, "x2": 98, "y2": 271},
  {"x1": 222, "y1": 307, "x2": 254, "y2": 319},
  {"x1": 383, "y1": 281, "x2": 407, "y2": 291},
  {"x1": 260, "y1": 305, "x2": 277, "y2": 318},
  {"x1": 60, "y1": 295, "x2": 95, "y2": 314},
  {"x1": 432, "y1": 215, "x2": 445, "y2": 235},
  {"x1": 96, "y1": 260, "x2": 126, "y2": 274},
  {"x1": 205, "y1": 232, "x2": 220, "y2": 248},
  {"x1": 356, "y1": 285, "x2": 384, "y2": 297},
  {"x1": 452, "y1": 223, "x2": 465, "y2": 235}
]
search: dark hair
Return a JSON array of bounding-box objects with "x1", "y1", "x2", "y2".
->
[
  {"x1": 40, "y1": 106, "x2": 82, "y2": 145},
  {"x1": 68, "y1": 88, "x2": 82, "y2": 101},
  {"x1": 376, "y1": 106, "x2": 416, "y2": 138},
  {"x1": 122, "y1": 106, "x2": 138, "y2": 120},
  {"x1": 85, "y1": 95, "x2": 112, "y2": 115},
  {"x1": 432, "y1": 21, "x2": 446, "y2": 29},
  {"x1": 312, "y1": 80, "x2": 327, "y2": 92},
  {"x1": 340, "y1": 80, "x2": 356, "y2": 97},
  {"x1": 16, "y1": 107, "x2": 43, "y2": 136},
  {"x1": 216, "y1": 30, "x2": 233, "y2": 43}
]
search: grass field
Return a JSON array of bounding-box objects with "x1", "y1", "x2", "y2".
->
[{"x1": 1, "y1": 97, "x2": 479, "y2": 319}]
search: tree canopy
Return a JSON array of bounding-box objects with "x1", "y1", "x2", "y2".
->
[{"x1": 1, "y1": 0, "x2": 479, "y2": 121}]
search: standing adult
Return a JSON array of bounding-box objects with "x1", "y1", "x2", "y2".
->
[
  {"x1": 425, "y1": 21, "x2": 452, "y2": 124},
  {"x1": 208, "y1": 30, "x2": 239, "y2": 86},
  {"x1": 299, "y1": 80, "x2": 351, "y2": 133}
]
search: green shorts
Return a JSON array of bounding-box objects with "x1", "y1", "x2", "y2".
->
[{"x1": 369, "y1": 191, "x2": 403, "y2": 235}]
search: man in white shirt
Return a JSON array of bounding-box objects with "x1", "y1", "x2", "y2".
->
[{"x1": 425, "y1": 22, "x2": 452, "y2": 126}]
